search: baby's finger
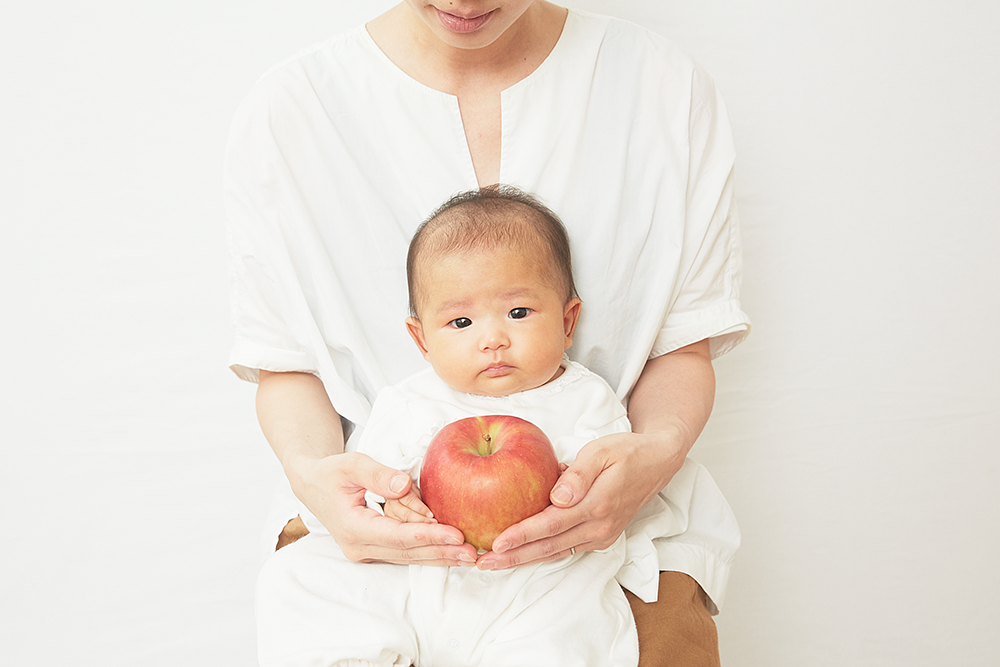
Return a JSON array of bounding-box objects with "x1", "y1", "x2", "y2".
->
[
  {"x1": 397, "y1": 491, "x2": 434, "y2": 518},
  {"x1": 384, "y1": 499, "x2": 436, "y2": 524}
]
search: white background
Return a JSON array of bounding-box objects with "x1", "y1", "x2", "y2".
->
[{"x1": 2, "y1": 1, "x2": 998, "y2": 665}]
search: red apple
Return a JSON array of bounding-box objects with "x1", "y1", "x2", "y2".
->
[{"x1": 420, "y1": 414, "x2": 561, "y2": 552}]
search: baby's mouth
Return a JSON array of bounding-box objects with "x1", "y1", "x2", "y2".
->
[{"x1": 482, "y1": 362, "x2": 513, "y2": 377}]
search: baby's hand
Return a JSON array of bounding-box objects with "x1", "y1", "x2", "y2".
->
[{"x1": 383, "y1": 487, "x2": 436, "y2": 524}]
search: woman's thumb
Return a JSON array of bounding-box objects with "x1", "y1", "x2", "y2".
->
[
  {"x1": 550, "y1": 453, "x2": 601, "y2": 507},
  {"x1": 354, "y1": 454, "x2": 412, "y2": 499},
  {"x1": 386, "y1": 471, "x2": 412, "y2": 497}
]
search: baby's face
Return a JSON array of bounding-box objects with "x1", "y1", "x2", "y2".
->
[{"x1": 406, "y1": 246, "x2": 580, "y2": 397}]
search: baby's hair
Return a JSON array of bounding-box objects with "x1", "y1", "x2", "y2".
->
[{"x1": 407, "y1": 184, "x2": 577, "y2": 316}]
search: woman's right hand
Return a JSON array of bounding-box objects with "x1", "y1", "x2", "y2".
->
[
  {"x1": 289, "y1": 451, "x2": 478, "y2": 566},
  {"x1": 258, "y1": 370, "x2": 478, "y2": 567}
]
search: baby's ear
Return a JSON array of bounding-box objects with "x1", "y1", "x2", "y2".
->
[
  {"x1": 405, "y1": 316, "x2": 431, "y2": 358},
  {"x1": 563, "y1": 297, "x2": 582, "y2": 348}
]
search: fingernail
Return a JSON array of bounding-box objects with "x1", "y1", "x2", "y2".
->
[
  {"x1": 492, "y1": 540, "x2": 510, "y2": 553},
  {"x1": 446, "y1": 536, "x2": 463, "y2": 546},
  {"x1": 458, "y1": 553, "x2": 476, "y2": 564},
  {"x1": 478, "y1": 561, "x2": 495, "y2": 571},
  {"x1": 389, "y1": 474, "x2": 409, "y2": 495},
  {"x1": 551, "y1": 484, "x2": 573, "y2": 505}
]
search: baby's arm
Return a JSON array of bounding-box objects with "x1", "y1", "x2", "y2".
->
[{"x1": 383, "y1": 487, "x2": 436, "y2": 524}]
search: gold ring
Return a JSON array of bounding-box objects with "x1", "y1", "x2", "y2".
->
[{"x1": 570, "y1": 546, "x2": 576, "y2": 556}]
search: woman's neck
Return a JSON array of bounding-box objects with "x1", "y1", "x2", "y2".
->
[{"x1": 368, "y1": 2, "x2": 567, "y2": 95}]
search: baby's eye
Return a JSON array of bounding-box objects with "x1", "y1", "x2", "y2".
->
[
  {"x1": 508, "y1": 308, "x2": 531, "y2": 320},
  {"x1": 449, "y1": 317, "x2": 473, "y2": 329}
]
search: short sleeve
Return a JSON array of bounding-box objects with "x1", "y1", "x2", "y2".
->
[
  {"x1": 649, "y1": 67, "x2": 751, "y2": 360},
  {"x1": 222, "y1": 71, "x2": 380, "y2": 425},
  {"x1": 224, "y1": 80, "x2": 319, "y2": 382}
]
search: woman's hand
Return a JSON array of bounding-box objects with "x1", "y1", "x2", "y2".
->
[
  {"x1": 475, "y1": 429, "x2": 685, "y2": 570},
  {"x1": 258, "y1": 370, "x2": 478, "y2": 567},
  {"x1": 287, "y1": 451, "x2": 479, "y2": 566},
  {"x1": 475, "y1": 339, "x2": 715, "y2": 571}
]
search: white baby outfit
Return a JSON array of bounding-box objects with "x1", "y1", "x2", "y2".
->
[{"x1": 257, "y1": 361, "x2": 731, "y2": 667}]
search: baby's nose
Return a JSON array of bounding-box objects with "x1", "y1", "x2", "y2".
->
[{"x1": 480, "y1": 323, "x2": 510, "y2": 350}]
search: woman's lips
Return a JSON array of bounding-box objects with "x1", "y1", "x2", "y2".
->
[{"x1": 435, "y1": 8, "x2": 496, "y2": 34}]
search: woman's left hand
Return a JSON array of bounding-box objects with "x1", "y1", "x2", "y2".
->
[
  {"x1": 476, "y1": 339, "x2": 715, "y2": 570},
  {"x1": 474, "y1": 428, "x2": 685, "y2": 570}
]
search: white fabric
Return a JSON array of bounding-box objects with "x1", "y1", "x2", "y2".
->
[
  {"x1": 258, "y1": 362, "x2": 645, "y2": 666},
  {"x1": 224, "y1": 9, "x2": 751, "y2": 420},
  {"x1": 226, "y1": 7, "x2": 749, "y2": 612},
  {"x1": 257, "y1": 532, "x2": 637, "y2": 667},
  {"x1": 356, "y1": 360, "x2": 737, "y2": 605}
]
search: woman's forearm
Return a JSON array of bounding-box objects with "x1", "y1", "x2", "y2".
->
[
  {"x1": 627, "y1": 339, "x2": 716, "y2": 483},
  {"x1": 255, "y1": 370, "x2": 345, "y2": 483}
]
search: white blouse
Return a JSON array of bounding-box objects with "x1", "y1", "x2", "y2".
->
[{"x1": 224, "y1": 9, "x2": 751, "y2": 430}]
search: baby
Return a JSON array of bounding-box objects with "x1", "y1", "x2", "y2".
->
[{"x1": 256, "y1": 185, "x2": 680, "y2": 667}]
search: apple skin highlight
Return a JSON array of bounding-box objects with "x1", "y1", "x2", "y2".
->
[{"x1": 420, "y1": 415, "x2": 561, "y2": 552}]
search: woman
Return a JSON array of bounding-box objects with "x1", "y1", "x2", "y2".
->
[{"x1": 226, "y1": 2, "x2": 749, "y2": 664}]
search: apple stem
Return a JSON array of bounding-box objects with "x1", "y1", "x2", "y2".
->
[{"x1": 481, "y1": 433, "x2": 493, "y2": 456}]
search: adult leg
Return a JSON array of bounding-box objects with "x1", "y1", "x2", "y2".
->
[
  {"x1": 625, "y1": 571, "x2": 720, "y2": 667},
  {"x1": 275, "y1": 514, "x2": 309, "y2": 550}
]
